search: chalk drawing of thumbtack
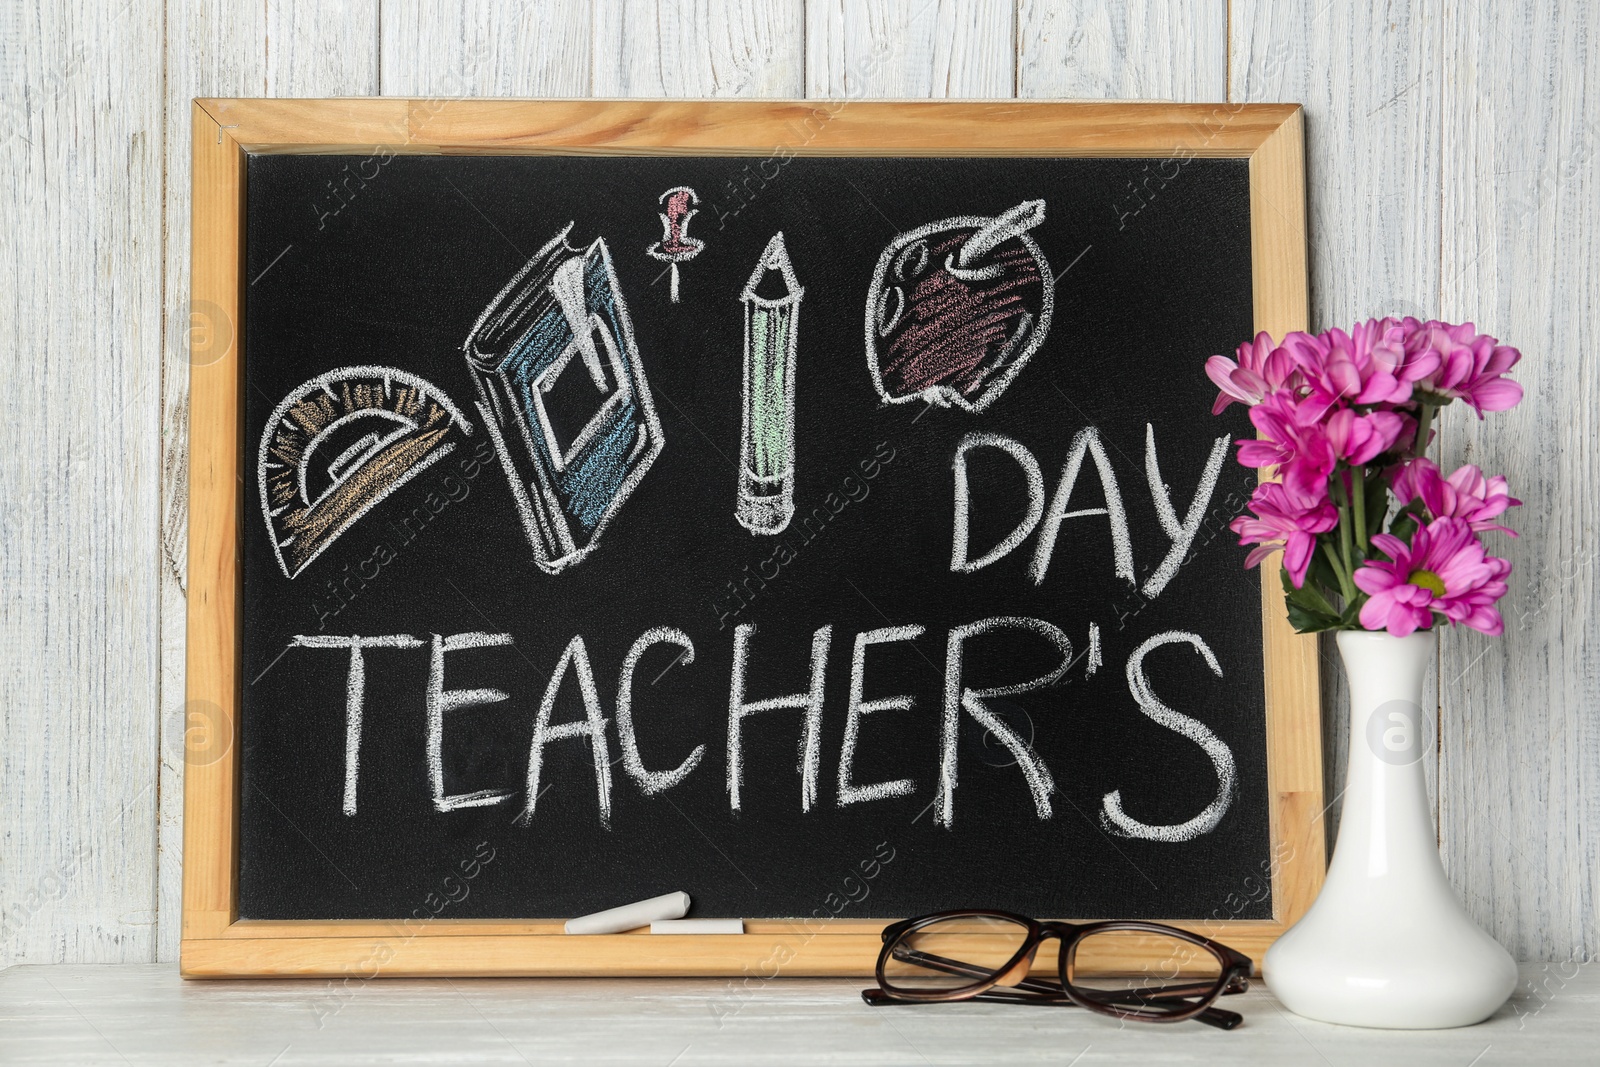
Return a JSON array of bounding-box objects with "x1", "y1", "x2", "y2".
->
[
  {"x1": 866, "y1": 198, "x2": 1054, "y2": 414},
  {"x1": 646, "y1": 186, "x2": 705, "y2": 303},
  {"x1": 736, "y1": 232, "x2": 804, "y2": 536}
]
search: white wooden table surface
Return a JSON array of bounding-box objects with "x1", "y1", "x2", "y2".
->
[{"x1": 1, "y1": 964, "x2": 1594, "y2": 1066}]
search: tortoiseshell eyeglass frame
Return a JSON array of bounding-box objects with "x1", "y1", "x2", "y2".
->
[{"x1": 862, "y1": 909, "x2": 1254, "y2": 1031}]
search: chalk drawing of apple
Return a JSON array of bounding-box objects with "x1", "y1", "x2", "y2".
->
[{"x1": 865, "y1": 199, "x2": 1054, "y2": 414}]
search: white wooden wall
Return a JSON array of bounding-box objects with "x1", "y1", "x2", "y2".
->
[{"x1": 2, "y1": 0, "x2": 1594, "y2": 966}]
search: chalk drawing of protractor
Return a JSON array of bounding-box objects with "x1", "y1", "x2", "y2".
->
[
  {"x1": 258, "y1": 366, "x2": 474, "y2": 579},
  {"x1": 464, "y1": 223, "x2": 665, "y2": 575},
  {"x1": 865, "y1": 199, "x2": 1054, "y2": 414}
]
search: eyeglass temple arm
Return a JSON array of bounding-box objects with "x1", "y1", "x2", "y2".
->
[{"x1": 882, "y1": 947, "x2": 1244, "y2": 1028}]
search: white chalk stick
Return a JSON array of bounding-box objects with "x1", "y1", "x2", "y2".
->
[
  {"x1": 564, "y1": 891, "x2": 690, "y2": 935},
  {"x1": 650, "y1": 919, "x2": 744, "y2": 935}
]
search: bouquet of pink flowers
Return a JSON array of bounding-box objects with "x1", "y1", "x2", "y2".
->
[{"x1": 1209, "y1": 319, "x2": 1523, "y2": 637}]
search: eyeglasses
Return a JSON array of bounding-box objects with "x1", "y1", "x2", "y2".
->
[{"x1": 862, "y1": 909, "x2": 1253, "y2": 1030}]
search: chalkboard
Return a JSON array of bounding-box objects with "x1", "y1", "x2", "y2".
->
[{"x1": 186, "y1": 100, "x2": 1321, "y2": 977}]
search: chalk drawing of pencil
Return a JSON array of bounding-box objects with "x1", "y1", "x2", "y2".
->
[
  {"x1": 736, "y1": 232, "x2": 804, "y2": 536},
  {"x1": 464, "y1": 224, "x2": 665, "y2": 574}
]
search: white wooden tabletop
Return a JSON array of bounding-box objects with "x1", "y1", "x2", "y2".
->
[{"x1": 0, "y1": 963, "x2": 1594, "y2": 1065}]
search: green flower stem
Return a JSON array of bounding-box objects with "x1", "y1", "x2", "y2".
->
[
  {"x1": 1336, "y1": 475, "x2": 1355, "y2": 586},
  {"x1": 1322, "y1": 541, "x2": 1356, "y2": 606},
  {"x1": 1414, "y1": 402, "x2": 1437, "y2": 459},
  {"x1": 1352, "y1": 463, "x2": 1368, "y2": 552}
]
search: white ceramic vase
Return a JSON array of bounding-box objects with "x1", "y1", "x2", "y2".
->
[{"x1": 1264, "y1": 629, "x2": 1518, "y2": 1028}]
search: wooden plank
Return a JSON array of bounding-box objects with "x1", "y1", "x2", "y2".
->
[
  {"x1": 0, "y1": 0, "x2": 163, "y2": 968},
  {"x1": 180, "y1": 103, "x2": 245, "y2": 948},
  {"x1": 1247, "y1": 109, "x2": 1325, "y2": 924},
  {"x1": 1017, "y1": 0, "x2": 1227, "y2": 100},
  {"x1": 264, "y1": 0, "x2": 380, "y2": 95},
  {"x1": 197, "y1": 98, "x2": 1301, "y2": 155},
  {"x1": 379, "y1": 0, "x2": 591, "y2": 98},
  {"x1": 806, "y1": 0, "x2": 1014, "y2": 98},
  {"x1": 594, "y1": 0, "x2": 805, "y2": 97},
  {"x1": 208, "y1": 913, "x2": 1269, "y2": 942},
  {"x1": 1437, "y1": 0, "x2": 1600, "y2": 962},
  {"x1": 1230, "y1": 0, "x2": 1444, "y2": 854},
  {"x1": 180, "y1": 925, "x2": 1286, "y2": 979},
  {"x1": 1247, "y1": 109, "x2": 1309, "y2": 343}
]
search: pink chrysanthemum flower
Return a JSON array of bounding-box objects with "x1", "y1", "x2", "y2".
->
[
  {"x1": 1400, "y1": 319, "x2": 1524, "y2": 416},
  {"x1": 1229, "y1": 482, "x2": 1340, "y2": 588},
  {"x1": 1236, "y1": 392, "x2": 1336, "y2": 502},
  {"x1": 1285, "y1": 319, "x2": 1426, "y2": 409},
  {"x1": 1325, "y1": 407, "x2": 1407, "y2": 465},
  {"x1": 1205, "y1": 332, "x2": 1302, "y2": 413},
  {"x1": 1391, "y1": 457, "x2": 1521, "y2": 536},
  {"x1": 1353, "y1": 517, "x2": 1512, "y2": 636}
]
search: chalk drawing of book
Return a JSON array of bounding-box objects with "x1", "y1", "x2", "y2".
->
[{"x1": 464, "y1": 224, "x2": 665, "y2": 574}]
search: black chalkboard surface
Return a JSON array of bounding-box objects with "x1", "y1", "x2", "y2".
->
[{"x1": 239, "y1": 151, "x2": 1269, "y2": 924}]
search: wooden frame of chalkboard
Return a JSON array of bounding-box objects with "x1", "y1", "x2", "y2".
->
[{"x1": 184, "y1": 99, "x2": 1322, "y2": 978}]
